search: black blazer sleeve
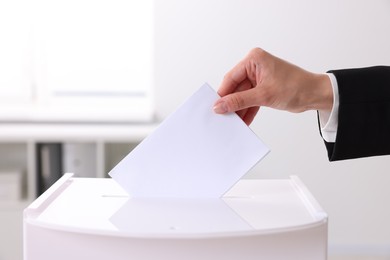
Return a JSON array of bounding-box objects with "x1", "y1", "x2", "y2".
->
[{"x1": 321, "y1": 66, "x2": 390, "y2": 161}]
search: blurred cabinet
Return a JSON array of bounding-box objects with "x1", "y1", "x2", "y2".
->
[{"x1": 0, "y1": 123, "x2": 155, "y2": 260}]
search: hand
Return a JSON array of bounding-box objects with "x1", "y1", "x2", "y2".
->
[{"x1": 213, "y1": 48, "x2": 333, "y2": 125}]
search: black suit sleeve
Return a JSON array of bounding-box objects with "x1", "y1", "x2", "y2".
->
[{"x1": 321, "y1": 66, "x2": 390, "y2": 161}]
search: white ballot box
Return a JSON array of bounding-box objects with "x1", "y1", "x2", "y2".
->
[{"x1": 24, "y1": 174, "x2": 328, "y2": 260}]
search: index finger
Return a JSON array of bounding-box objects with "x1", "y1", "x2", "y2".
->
[{"x1": 218, "y1": 61, "x2": 248, "y2": 97}]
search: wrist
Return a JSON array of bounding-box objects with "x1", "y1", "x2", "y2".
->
[{"x1": 305, "y1": 73, "x2": 333, "y2": 112}]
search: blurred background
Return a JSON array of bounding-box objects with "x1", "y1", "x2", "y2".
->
[{"x1": 1, "y1": 0, "x2": 390, "y2": 259}]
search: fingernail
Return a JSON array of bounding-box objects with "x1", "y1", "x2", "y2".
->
[{"x1": 213, "y1": 100, "x2": 228, "y2": 113}]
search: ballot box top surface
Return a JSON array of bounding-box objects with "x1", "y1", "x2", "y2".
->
[{"x1": 24, "y1": 174, "x2": 327, "y2": 239}]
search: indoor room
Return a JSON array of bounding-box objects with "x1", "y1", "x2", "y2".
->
[{"x1": 0, "y1": 0, "x2": 389, "y2": 259}]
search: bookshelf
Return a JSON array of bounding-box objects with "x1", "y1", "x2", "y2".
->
[{"x1": 0, "y1": 122, "x2": 156, "y2": 260}]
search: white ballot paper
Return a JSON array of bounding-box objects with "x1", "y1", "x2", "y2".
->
[{"x1": 109, "y1": 83, "x2": 269, "y2": 198}]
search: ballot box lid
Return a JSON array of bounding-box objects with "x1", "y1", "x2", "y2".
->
[{"x1": 24, "y1": 174, "x2": 327, "y2": 239}]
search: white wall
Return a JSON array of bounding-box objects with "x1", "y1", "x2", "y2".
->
[{"x1": 154, "y1": 0, "x2": 390, "y2": 256}]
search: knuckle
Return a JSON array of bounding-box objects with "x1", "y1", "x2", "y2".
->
[{"x1": 250, "y1": 47, "x2": 265, "y2": 58}]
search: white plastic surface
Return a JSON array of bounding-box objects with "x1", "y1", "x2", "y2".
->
[
  {"x1": 24, "y1": 174, "x2": 328, "y2": 260},
  {"x1": 25, "y1": 174, "x2": 326, "y2": 237}
]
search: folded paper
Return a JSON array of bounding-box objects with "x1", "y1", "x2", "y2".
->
[{"x1": 109, "y1": 83, "x2": 269, "y2": 198}]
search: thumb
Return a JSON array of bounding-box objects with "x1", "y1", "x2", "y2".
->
[{"x1": 214, "y1": 88, "x2": 260, "y2": 113}]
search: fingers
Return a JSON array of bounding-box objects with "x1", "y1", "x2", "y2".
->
[
  {"x1": 230, "y1": 79, "x2": 253, "y2": 119},
  {"x1": 242, "y1": 106, "x2": 260, "y2": 125},
  {"x1": 214, "y1": 87, "x2": 261, "y2": 114},
  {"x1": 236, "y1": 106, "x2": 261, "y2": 125},
  {"x1": 214, "y1": 79, "x2": 254, "y2": 114},
  {"x1": 218, "y1": 48, "x2": 267, "y2": 97},
  {"x1": 217, "y1": 60, "x2": 248, "y2": 97},
  {"x1": 213, "y1": 93, "x2": 260, "y2": 125},
  {"x1": 215, "y1": 48, "x2": 268, "y2": 124}
]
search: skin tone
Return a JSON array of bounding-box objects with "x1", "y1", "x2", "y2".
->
[{"x1": 213, "y1": 48, "x2": 334, "y2": 125}]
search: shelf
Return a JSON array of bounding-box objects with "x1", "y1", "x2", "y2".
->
[
  {"x1": 0, "y1": 123, "x2": 158, "y2": 142},
  {"x1": 0, "y1": 121, "x2": 158, "y2": 260},
  {"x1": 0, "y1": 123, "x2": 158, "y2": 202}
]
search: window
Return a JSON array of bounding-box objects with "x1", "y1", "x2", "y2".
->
[{"x1": 0, "y1": 0, "x2": 154, "y2": 122}]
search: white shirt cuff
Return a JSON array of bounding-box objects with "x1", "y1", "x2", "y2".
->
[{"x1": 318, "y1": 73, "x2": 339, "y2": 143}]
